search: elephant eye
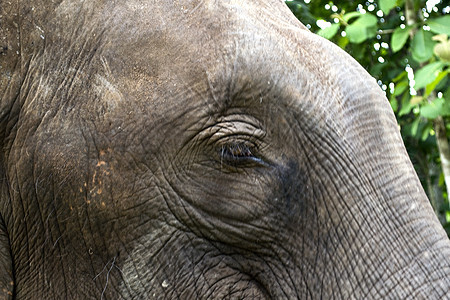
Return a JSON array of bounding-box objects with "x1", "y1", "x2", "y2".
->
[{"x1": 219, "y1": 142, "x2": 264, "y2": 167}]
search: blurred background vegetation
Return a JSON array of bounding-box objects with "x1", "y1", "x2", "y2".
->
[{"x1": 285, "y1": 0, "x2": 450, "y2": 236}]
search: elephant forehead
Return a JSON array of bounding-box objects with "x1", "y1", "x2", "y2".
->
[
  {"x1": 90, "y1": 2, "x2": 342, "y2": 115},
  {"x1": 22, "y1": 0, "x2": 389, "y2": 159}
]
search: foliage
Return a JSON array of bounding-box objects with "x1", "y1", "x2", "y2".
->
[{"x1": 286, "y1": 0, "x2": 450, "y2": 235}]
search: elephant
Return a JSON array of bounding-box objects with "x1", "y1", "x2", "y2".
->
[{"x1": 1, "y1": 0, "x2": 450, "y2": 299}]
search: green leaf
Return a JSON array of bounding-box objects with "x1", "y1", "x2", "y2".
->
[
  {"x1": 410, "y1": 116, "x2": 421, "y2": 136},
  {"x1": 441, "y1": 97, "x2": 450, "y2": 117},
  {"x1": 432, "y1": 34, "x2": 448, "y2": 43},
  {"x1": 393, "y1": 80, "x2": 408, "y2": 96},
  {"x1": 350, "y1": 43, "x2": 367, "y2": 60},
  {"x1": 425, "y1": 69, "x2": 450, "y2": 97},
  {"x1": 337, "y1": 36, "x2": 349, "y2": 49},
  {"x1": 391, "y1": 26, "x2": 413, "y2": 52},
  {"x1": 420, "y1": 98, "x2": 443, "y2": 119},
  {"x1": 370, "y1": 62, "x2": 385, "y2": 77},
  {"x1": 410, "y1": 96, "x2": 424, "y2": 105},
  {"x1": 411, "y1": 29, "x2": 436, "y2": 63},
  {"x1": 421, "y1": 123, "x2": 431, "y2": 141},
  {"x1": 433, "y1": 38, "x2": 450, "y2": 63},
  {"x1": 442, "y1": 88, "x2": 450, "y2": 117},
  {"x1": 379, "y1": 0, "x2": 397, "y2": 15},
  {"x1": 445, "y1": 86, "x2": 450, "y2": 103},
  {"x1": 346, "y1": 25, "x2": 367, "y2": 43},
  {"x1": 399, "y1": 93, "x2": 413, "y2": 116},
  {"x1": 393, "y1": 71, "x2": 407, "y2": 82},
  {"x1": 346, "y1": 14, "x2": 378, "y2": 43},
  {"x1": 358, "y1": 14, "x2": 378, "y2": 27},
  {"x1": 343, "y1": 12, "x2": 362, "y2": 23},
  {"x1": 389, "y1": 96, "x2": 398, "y2": 112},
  {"x1": 414, "y1": 61, "x2": 445, "y2": 90},
  {"x1": 317, "y1": 23, "x2": 340, "y2": 40},
  {"x1": 440, "y1": 172, "x2": 445, "y2": 187},
  {"x1": 427, "y1": 15, "x2": 450, "y2": 35}
]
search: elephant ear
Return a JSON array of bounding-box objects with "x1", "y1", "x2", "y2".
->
[
  {"x1": 0, "y1": 1, "x2": 19, "y2": 298},
  {"x1": 1, "y1": 0, "x2": 60, "y2": 134},
  {"x1": 0, "y1": 218, "x2": 14, "y2": 298},
  {"x1": 1, "y1": 0, "x2": 22, "y2": 141}
]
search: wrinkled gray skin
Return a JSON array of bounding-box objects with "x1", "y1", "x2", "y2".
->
[{"x1": 1, "y1": 0, "x2": 450, "y2": 299}]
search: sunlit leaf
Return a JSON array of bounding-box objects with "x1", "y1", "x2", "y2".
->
[
  {"x1": 391, "y1": 26, "x2": 414, "y2": 52},
  {"x1": 414, "y1": 61, "x2": 445, "y2": 90},
  {"x1": 343, "y1": 12, "x2": 362, "y2": 23},
  {"x1": 434, "y1": 39, "x2": 450, "y2": 62},
  {"x1": 411, "y1": 117, "x2": 421, "y2": 136},
  {"x1": 337, "y1": 35, "x2": 349, "y2": 49},
  {"x1": 421, "y1": 122, "x2": 434, "y2": 141},
  {"x1": 425, "y1": 70, "x2": 450, "y2": 97},
  {"x1": 359, "y1": 14, "x2": 378, "y2": 27},
  {"x1": 346, "y1": 14, "x2": 378, "y2": 43},
  {"x1": 419, "y1": 98, "x2": 450, "y2": 119},
  {"x1": 379, "y1": 0, "x2": 397, "y2": 15},
  {"x1": 411, "y1": 96, "x2": 424, "y2": 105},
  {"x1": 317, "y1": 24, "x2": 340, "y2": 40},
  {"x1": 393, "y1": 71, "x2": 407, "y2": 83},
  {"x1": 427, "y1": 15, "x2": 450, "y2": 35},
  {"x1": 390, "y1": 96, "x2": 398, "y2": 112},
  {"x1": 432, "y1": 34, "x2": 448, "y2": 43},
  {"x1": 393, "y1": 80, "x2": 409, "y2": 96},
  {"x1": 440, "y1": 172, "x2": 445, "y2": 187},
  {"x1": 346, "y1": 25, "x2": 367, "y2": 43},
  {"x1": 411, "y1": 29, "x2": 436, "y2": 62}
]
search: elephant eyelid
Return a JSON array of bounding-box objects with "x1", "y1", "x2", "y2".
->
[{"x1": 219, "y1": 142, "x2": 265, "y2": 167}]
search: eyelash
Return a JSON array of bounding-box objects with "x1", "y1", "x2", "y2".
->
[
  {"x1": 221, "y1": 143, "x2": 254, "y2": 159},
  {"x1": 218, "y1": 141, "x2": 265, "y2": 167}
]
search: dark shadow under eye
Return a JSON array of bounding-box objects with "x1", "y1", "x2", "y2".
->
[{"x1": 220, "y1": 142, "x2": 264, "y2": 167}]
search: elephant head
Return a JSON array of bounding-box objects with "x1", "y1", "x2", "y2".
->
[{"x1": 1, "y1": 1, "x2": 449, "y2": 298}]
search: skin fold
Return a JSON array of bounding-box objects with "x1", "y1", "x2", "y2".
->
[{"x1": 1, "y1": 0, "x2": 449, "y2": 299}]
